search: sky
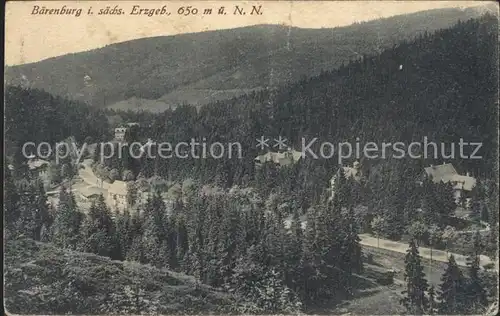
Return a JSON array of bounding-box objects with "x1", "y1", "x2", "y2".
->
[{"x1": 5, "y1": 1, "x2": 493, "y2": 65}]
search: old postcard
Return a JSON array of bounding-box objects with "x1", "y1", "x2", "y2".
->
[{"x1": 4, "y1": 1, "x2": 499, "y2": 315}]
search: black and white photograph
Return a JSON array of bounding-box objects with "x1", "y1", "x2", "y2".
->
[{"x1": 4, "y1": 1, "x2": 499, "y2": 314}]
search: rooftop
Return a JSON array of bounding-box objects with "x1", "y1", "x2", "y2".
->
[
  {"x1": 424, "y1": 163, "x2": 475, "y2": 191},
  {"x1": 28, "y1": 159, "x2": 50, "y2": 170},
  {"x1": 450, "y1": 174, "x2": 476, "y2": 191},
  {"x1": 79, "y1": 186, "x2": 106, "y2": 198},
  {"x1": 255, "y1": 149, "x2": 302, "y2": 166},
  {"x1": 424, "y1": 163, "x2": 458, "y2": 182}
]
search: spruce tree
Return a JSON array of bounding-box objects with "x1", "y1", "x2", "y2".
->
[
  {"x1": 126, "y1": 182, "x2": 138, "y2": 207},
  {"x1": 79, "y1": 194, "x2": 116, "y2": 257},
  {"x1": 421, "y1": 177, "x2": 439, "y2": 225},
  {"x1": 339, "y1": 206, "x2": 362, "y2": 275},
  {"x1": 204, "y1": 199, "x2": 223, "y2": 286},
  {"x1": 16, "y1": 181, "x2": 47, "y2": 240},
  {"x1": 126, "y1": 235, "x2": 145, "y2": 263},
  {"x1": 400, "y1": 239, "x2": 429, "y2": 314},
  {"x1": 4, "y1": 169, "x2": 20, "y2": 234},
  {"x1": 285, "y1": 207, "x2": 303, "y2": 290},
  {"x1": 299, "y1": 206, "x2": 318, "y2": 302},
  {"x1": 217, "y1": 199, "x2": 244, "y2": 284},
  {"x1": 141, "y1": 191, "x2": 169, "y2": 267},
  {"x1": 428, "y1": 285, "x2": 436, "y2": 315},
  {"x1": 439, "y1": 182, "x2": 457, "y2": 220},
  {"x1": 171, "y1": 199, "x2": 189, "y2": 268},
  {"x1": 114, "y1": 208, "x2": 132, "y2": 260},
  {"x1": 438, "y1": 255, "x2": 468, "y2": 314},
  {"x1": 465, "y1": 232, "x2": 488, "y2": 312},
  {"x1": 52, "y1": 187, "x2": 82, "y2": 249}
]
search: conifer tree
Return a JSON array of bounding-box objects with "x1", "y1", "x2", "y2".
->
[
  {"x1": 299, "y1": 206, "x2": 318, "y2": 302},
  {"x1": 400, "y1": 239, "x2": 429, "y2": 315},
  {"x1": 263, "y1": 200, "x2": 287, "y2": 269},
  {"x1": 310, "y1": 199, "x2": 345, "y2": 298},
  {"x1": 126, "y1": 235, "x2": 145, "y2": 263},
  {"x1": 217, "y1": 199, "x2": 244, "y2": 284},
  {"x1": 285, "y1": 207, "x2": 303, "y2": 290},
  {"x1": 4, "y1": 169, "x2": 20, "y2": 234},
  {"x1": 333, "y1": 167, "x2": 350, "y2": 207},
  {"x1": 16, "y1": 184, "x2": 40, "y2": 239},
  {"x1": 126, "y1": 182, "x2": 138, "y2": 207},
  {"x1": 114, "y1": 208, "x2": 132, "y2": 260},
  {"x1": 438, "y1": 255, "x2": 468, "y2": 314},
  {"x1": 16, "y1": 181, "x2": 49, "y2": 240},
  {"x1": 79, "y1": 194, "x2": 116, "y2": 257},
  {"x1": 339, "y1": 206, "x2": 363, "y2": 276},
  {"x1": 428, "y1": 285, "x2": 436, "y2": 315},
  {"x1": 465, "y1": 231, "x2": 488, "y2": 312},
  {"x1": 171, "y1": 199, "x2": 189, "y2": 267},
  {"x1": 438, "y1": 182, "x2": 457, "y2": 220},
  {"x1": 52, "y1": 187, "x2": 82, "y2": 249},
  {"x1": 142, "y1": 192, "x2": 169, "y2": 267},
  {"x1": 421, "y1": 178, "x2": 440, "y2": 225},
  {"x1": 204, "y1": 199, "x2": 223, "y2": 286},
  {"x1": 470, "y1": 178, "x2": 486, "y2": 222}
]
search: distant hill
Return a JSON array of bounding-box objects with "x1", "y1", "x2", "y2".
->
[
  {"x1": 4, "y1": 238, "x2": 247, "y2": 315},
  {"x1": 4, "y1": 6, "x2": 489, "y2": 111}
]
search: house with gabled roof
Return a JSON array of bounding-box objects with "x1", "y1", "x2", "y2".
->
[
  {"x1": 254, "y1": 148, "x2": 302, "y2": 168},
  {"x1": 423, "y1": 163, "x2": 476, "y2": 203}
]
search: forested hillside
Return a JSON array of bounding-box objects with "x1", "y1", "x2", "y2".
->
[
  {"x1": 5, "y1": 14, "x2": 498, "y2": 182},
  {"x1": 4, "y1": 87, "x2": 110, "y2": 161},
  {"x1": 104, "y1": 14, "x2": 498, "y2": 183},
  {"x1": 4, "y1": 238, "x2": 250, "y2": 314},
  {"x1": 4, "y1": 6, "x2": 488, "y2": 109}
]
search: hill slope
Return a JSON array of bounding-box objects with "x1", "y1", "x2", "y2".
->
[
  {"x1": 4, "y1": 6, "x2": 488, "y2": 110},
  {"x1": 4, "y1": 238, "x2": 246, "y2": 314}
]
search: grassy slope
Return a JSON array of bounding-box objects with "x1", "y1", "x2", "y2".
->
[
  {"x1": 4, "y1": 238, "x2": 245, "y2": 315},
  {"x1": 4, "y1": 7, "x2": 488, "y2": 110}
]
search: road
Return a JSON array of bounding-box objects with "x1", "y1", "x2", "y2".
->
[
  {"x1": 284, "y1": 214, "x2": 496, "y2": 270},
  {"x1": 79, "y1": 159, "x2": 109, "y2": 191},
  {"x1": 77, "y1": 163, "x2": 498, "y2": 271},
  {"x1": 359, "y1": 233, "x2": 495, "y2": 269}
]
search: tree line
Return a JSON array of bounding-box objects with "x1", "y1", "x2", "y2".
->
[
  {"x1": 401, "y1": 234, "x2": 495, "y2": 314},
  {"x1": 5, "y1": 166, "x2": 364, "y2": 313}
]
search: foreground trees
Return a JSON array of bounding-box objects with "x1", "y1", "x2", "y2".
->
[
  {"x1": 6, "y1": 169, "x2": 365, "y2": 313},
  {"x1": 400, "y1": 240, "x2": 492, "y2": 315},
  {"x1": 400, "y1": 240, "x2": 429, "y2": 315},
  {"x1": 438, "y1": 255, "x2": 468, "y2": 314},
  {"x1": 51, "y1": 187, "x2": 83, "y2": 250}
]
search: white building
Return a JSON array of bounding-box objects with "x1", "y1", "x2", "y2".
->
[
  {"x1": 107, "y1": 180, "x2": 128, "y2": 211},
  {"x1": 114, "y1": 127, "x2": 127, "y2": 142},
  {"x1": 254, "y1": 148, "x2": 302, "y2": 168},
  {"x1": 423, "y1": 163, "x2": 476, "y2": 203}
]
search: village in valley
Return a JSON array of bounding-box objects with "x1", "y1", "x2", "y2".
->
[
  {"x1": 10, "y1": 118, "x2": 498, "y2": 314},
  {"x1": 4, "y1": 2, "x2": 499, "y2": 315}
]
